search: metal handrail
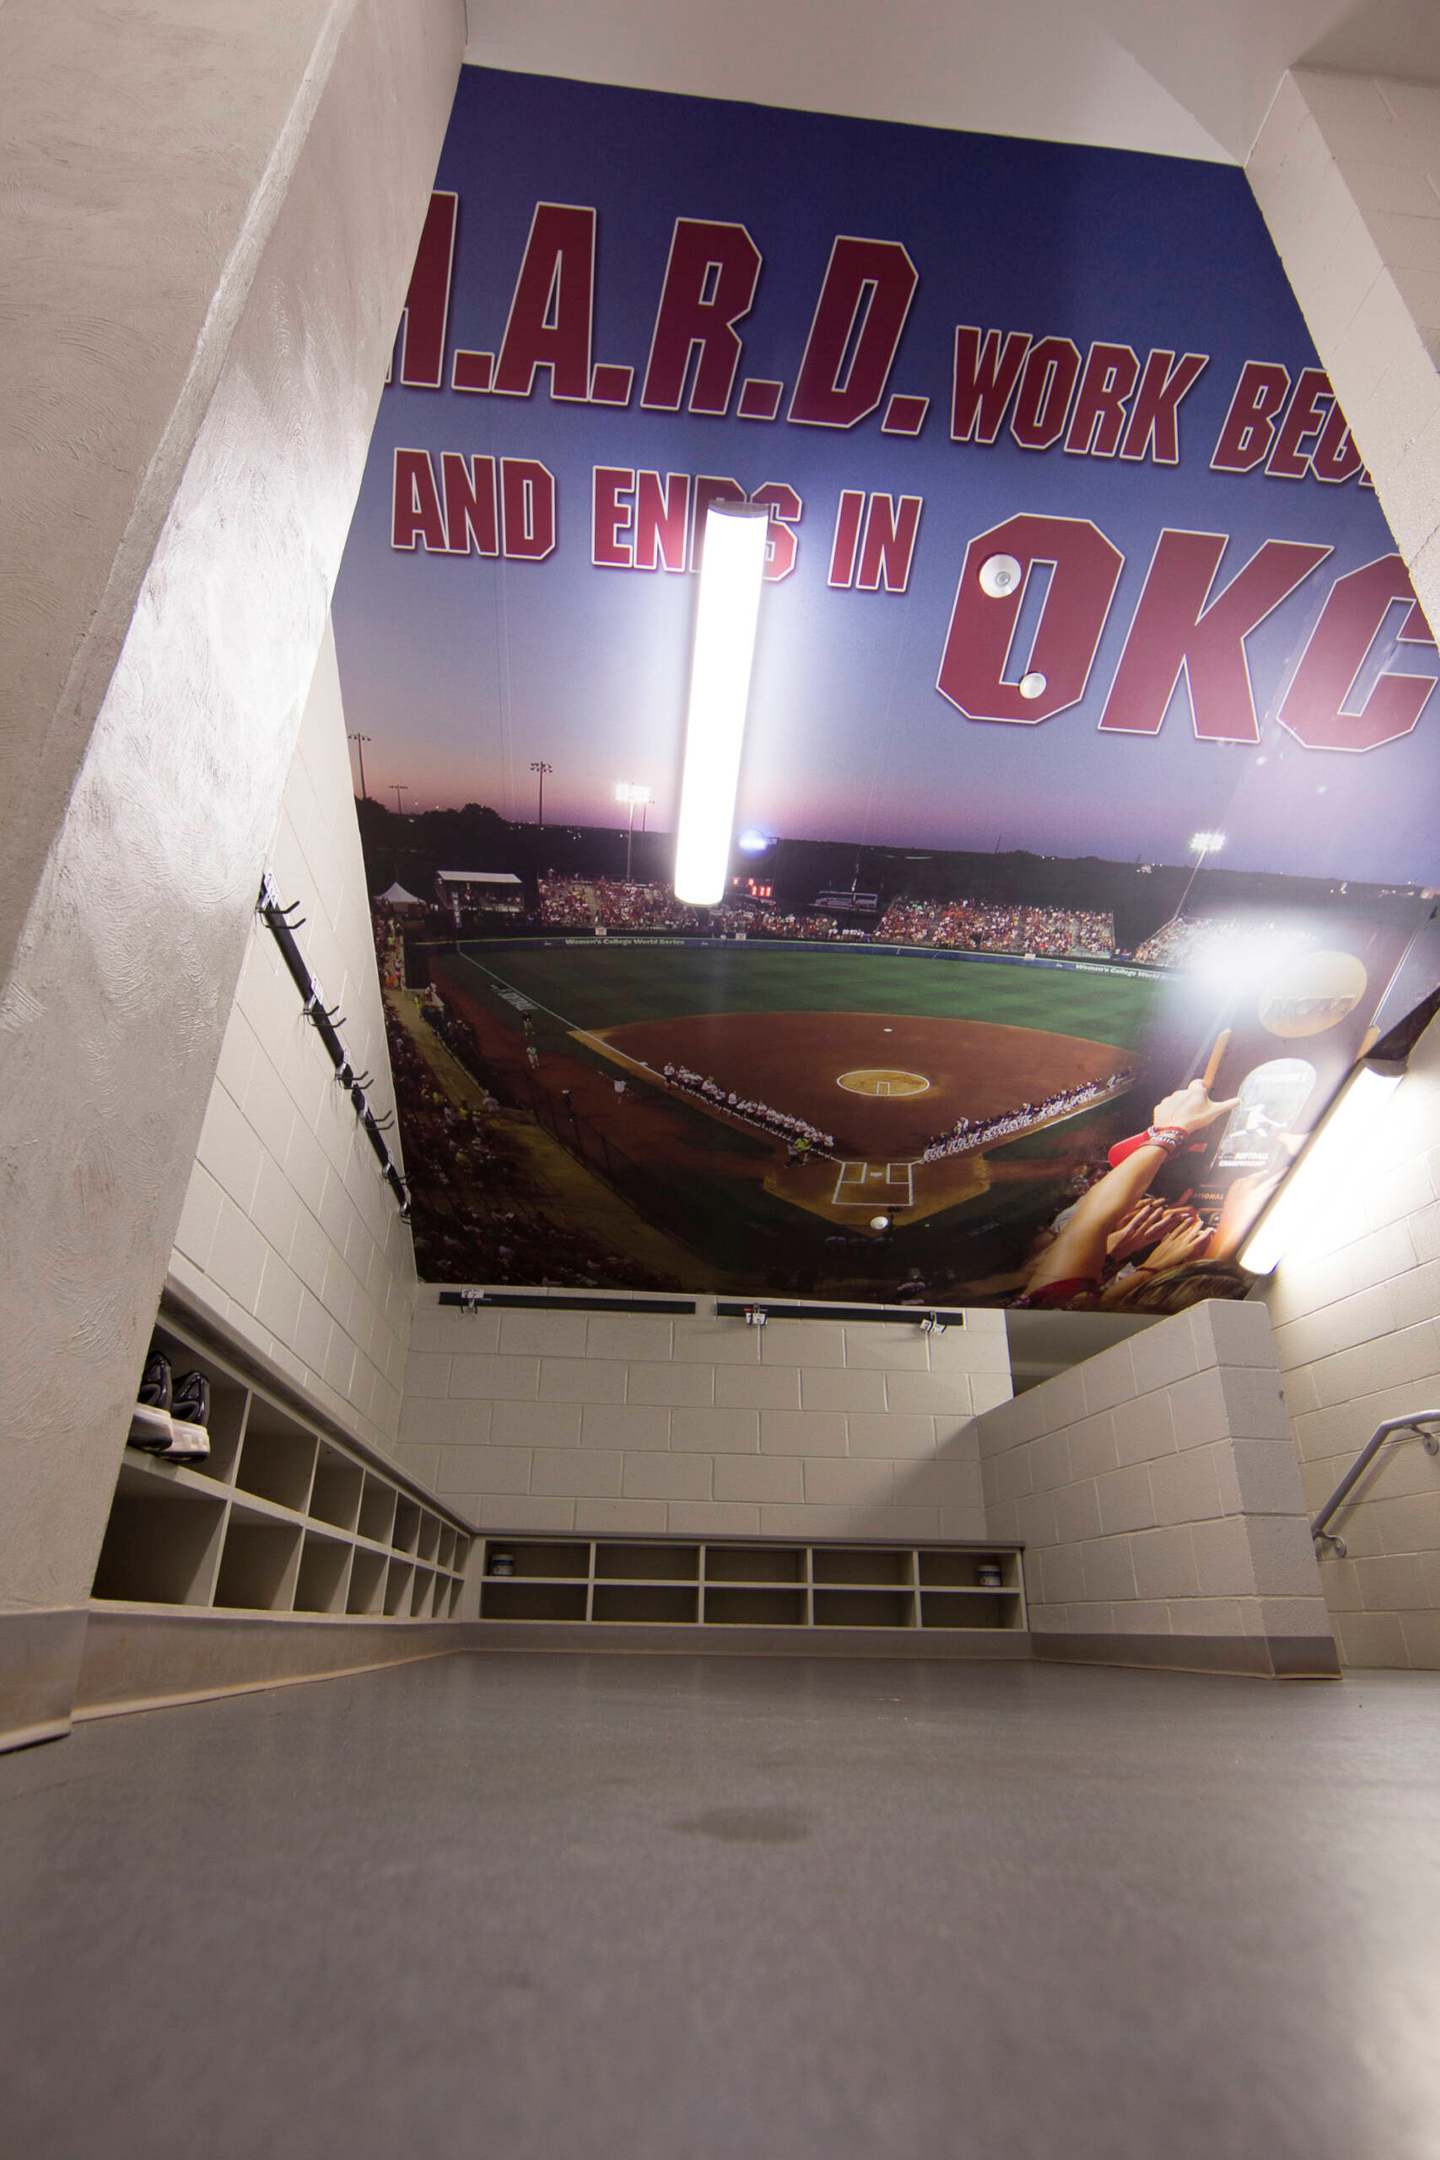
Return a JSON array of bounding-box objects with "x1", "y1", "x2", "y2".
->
[{"x1": 1310, "y1": 1412, "x2": 1440, "y2": 1556}]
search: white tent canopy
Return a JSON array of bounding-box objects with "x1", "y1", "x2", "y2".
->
[{"x1": 377, "y1": 882, "x2": 424, "y2": 908}]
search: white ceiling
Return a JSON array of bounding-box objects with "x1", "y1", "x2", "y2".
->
[{"x1": 462, "y1": 0, "x2": 1440, "y2": 162}]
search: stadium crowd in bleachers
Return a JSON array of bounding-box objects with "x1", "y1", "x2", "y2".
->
[
  {"x1": 716, "y1": 903, "x2": 843, "y2": 939},
  {"x1": 876, "y1": 896, "x2": 1115, "y2": 956},
  {"x1": 534, "y1": 878, "x2": 1121, "y2": 955},
  {"x1": 920, "y1": 1069, "x2": 1135, "y2": 1161},
  {"x1": 1133, "y1": 913, "x2": 1306, "y2": 967},
  {"x1": 538, "y1": 877, "x2": 704, "y2": 931},
  {"x1": 663, "y1": 1062, "x2": 836, "y2": 1158},
  {"x1": 385, "y1": 1002, "x2": 659, "y2": 1288}
]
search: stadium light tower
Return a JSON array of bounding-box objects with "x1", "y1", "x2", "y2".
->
[
  {"x1": 1157, "y1": 820, "x2": 1226, "y2": 933},
  {"x1": 530, "y1": 760, "x2": 553, "y2": 827},
  {"x1": 674, "y1": 501, "x2": 771, "y2": 906},
  {"x1": 615, "y1": 782, "x2": 652, "y2": 881},
  {"x1": 1173, "y1": 828, "x2": 1225, "y2": 920},
  {"x1": 347, "y1": 732, "x2": 372, "y2": 801}
]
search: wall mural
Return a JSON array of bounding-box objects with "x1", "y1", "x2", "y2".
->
[{"x1": 333, "y1": 66, "x2": 1440, "y2": 1310}]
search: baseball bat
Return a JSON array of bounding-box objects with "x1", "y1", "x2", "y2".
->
[{"x1": 1201, "y1": 1028, "x2": 1231, "y2": 1091}]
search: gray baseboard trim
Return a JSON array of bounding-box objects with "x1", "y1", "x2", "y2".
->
[
  {"x1": 1032, "y1": 1631, "x2": 1342, "y2": 1680},
  {"x1": 0, "y1": 1608, "x2": 89, "y2": 1752},
  {"x1": 75, "y1": 1609, "x2": 484, "y2": 1722},
  {"x1": 461, "y1": 1622, "x2": 1033, "y2": 1658}
]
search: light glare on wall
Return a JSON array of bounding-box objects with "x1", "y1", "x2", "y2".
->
[{"x1": 674, "y1": 503, "x2": 771, "y2": 906}]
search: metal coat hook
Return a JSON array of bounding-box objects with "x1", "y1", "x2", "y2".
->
[{"x1": 256, "y1": 866, "x2": 410, "y2": 1220}]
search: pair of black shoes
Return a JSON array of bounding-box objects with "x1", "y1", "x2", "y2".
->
[{"x1": 129, "y1": 1348, "x2": 211, "y2": 1466}]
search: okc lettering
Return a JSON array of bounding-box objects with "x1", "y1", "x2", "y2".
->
[{"x1": 937, "y1": 512, "x2": 1434, "y2": 754}]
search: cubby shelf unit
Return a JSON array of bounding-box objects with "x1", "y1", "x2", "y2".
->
[
  {"x1": 91, "y1": 1311, "x2": 475, "y2": 1621},
  {"x1": 476, "y1": 1536, "x2": 1026, "y2": 1642}
]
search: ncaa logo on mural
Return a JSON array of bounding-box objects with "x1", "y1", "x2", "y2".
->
[
  {"x1": 837, "y1": 1069, "x2": 931, "y2": 1097},
  {"x1": 1257, "y1": 950, "x2": 1368, "y2": 1037}
]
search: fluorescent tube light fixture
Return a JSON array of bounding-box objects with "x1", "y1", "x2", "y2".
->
[
  {"x1": 1238, "y1": 1064, "x2": 1402, "y2": 1275},
  {"x1": 674, "y1": 502, "x2": 771, "y2": 906},
  {"x1": 1239, "y1": 985, "x2": 1440, "y2": 1276}
]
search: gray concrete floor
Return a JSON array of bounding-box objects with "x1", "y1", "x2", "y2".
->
[{"x1": 4, "y1": 1654, "x2": 1440, "y2": 2160}]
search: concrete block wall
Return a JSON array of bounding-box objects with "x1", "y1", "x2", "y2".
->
[
  {"x1": 1247, "y1": 68, "x2": 1440, "y2": 637},
  {"x1": 398, "y1": 1294, "x2": 1010, "y2": 1541},
  {"x1": 973, "y1": 1301, "x2": 1339, "y2": 1677},
  {"x1": 167, "y1": 625, "x2": 416, "y2": 1456},
  {"x1": 1265, "y1": 1016, "x2": 1440, "y2": 1670}
]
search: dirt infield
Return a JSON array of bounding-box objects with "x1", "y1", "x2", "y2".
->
[{"x1": 593, "y1": 1009, "x2": 1133, "y2": 1155}]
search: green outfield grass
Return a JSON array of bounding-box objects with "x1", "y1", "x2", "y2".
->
[{"x1": 451, "y1": 940, "x2": 1162, "y2": 1045}]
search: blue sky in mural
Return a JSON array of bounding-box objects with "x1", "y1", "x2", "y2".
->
[{"x1": 333, "y1": 66, "x2": 1439, "y2": 883}]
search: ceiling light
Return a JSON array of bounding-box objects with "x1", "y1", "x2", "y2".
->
[
  {"x1": 1240, "y1": 987, "x2": 1440, "y2": 1275},
  {"x1": 674, "y1": 504, "x2": 771, "y2": 906}
]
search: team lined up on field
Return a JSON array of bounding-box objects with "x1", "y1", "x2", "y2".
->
[
  {"x1": 660, "y1": 1063, "x2": 836, "y2": 1160},
  {"x1": 919, "y1": 1069, "x2": 1136, "y2": 1161}
]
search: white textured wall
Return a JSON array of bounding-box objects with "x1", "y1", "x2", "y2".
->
[
  {"x1": 1247, "y1": 67, "x2": 1440, "y2": 636},
  {"x1": 398, "y1": 1295, "x2": 1010, "y2": 1540},
  {"x1": 169, "y1": 625, "x2": 415, "y2": 1455},
  {"x1": 0, "y1": 0, "x2": 463, "y2": 1624},
  {"x1": 974, "y1": 1301, "x2": 1337, "y2": 1673},
  {"x1": 1266, "y1": 1017, "x2": 1440, "y2": 1669},
  {"x1": 0, "y1": 0, "x2": 333, "y2": 985}
]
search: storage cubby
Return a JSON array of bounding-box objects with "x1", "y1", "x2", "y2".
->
[
  {"x1": 215, "y1": 1521, "x2": 302, "y2": 1611},
  {"x1": 920, "y1": 1591, "x2": 1021, "y2": 1629},
  {"x1": 705, "y1": 1545, "x2": 806, "y2": 1584},
  {"x1": 594, "y1": 1543, "x2": 697, "y2": 1582},
  {"x1": 474, "y1": 1536, "x2": 1024, "y2": 1640},
  {"x1": 480, "y1": 1579, "x2": 588, "y2": 1622},
  {"x1": 346, "y1": 1547, "x2": 387, "y2": 1616},
  {"x1": 813, "y1": 1547, "x2": 914, "y2": 1586},
  {"x1": 295, "y1": 1533, "x2": 352, "y2": 1614},
  {"x1": 309, "y1": 1447, "x2": 363, "y2": 1532},
  {"x1": 486, "y1": 1541, "x2": 590, "y2": 1578},
  {"x1": 235, "y1": 1428, "x2": 315, "y2": 1515},
  {"x1": 93, "y1": 1307, "x2": 476, "y2": 1622},
  {"x1": 90, "y1": 1484, "x2": 226, "y2": 1607},
  {"x1": 704, "y1": 1585, "x2": 806, "y2": 1626},
  {"x1": 592, "y1": 1584, "x2": 699, "y2": 1624},
  {"x1": 919, "y1": 1550, "x2": 1018, "y2": 1589},
  {"x1": 147, "y1": 1320, "x2": 249, "y2": 1484},
  {"x1": 358, "y1": 1476, "x2": 398, "y2": 1547},
  {"x1": 813, "y1": 1587, "x2": 916, "y2": 1628}
]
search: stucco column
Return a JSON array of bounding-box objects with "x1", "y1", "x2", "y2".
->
[{"x1": 0, "y1": 0, "x2": 465, "y2": 1746}]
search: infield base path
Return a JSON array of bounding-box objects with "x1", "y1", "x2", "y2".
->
[{"x1": 588, "y1": 1008, "x2": 1135, "y2": 1227}]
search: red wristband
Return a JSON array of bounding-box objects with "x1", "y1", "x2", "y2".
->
[{"x1": 1107, "y1": 1126, "x2": 1186, "y2": 1168}]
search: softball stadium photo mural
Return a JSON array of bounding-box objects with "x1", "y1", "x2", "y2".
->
[{"x1": 333, "y1": 67, "x2": 1440, "y2": 1311}]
